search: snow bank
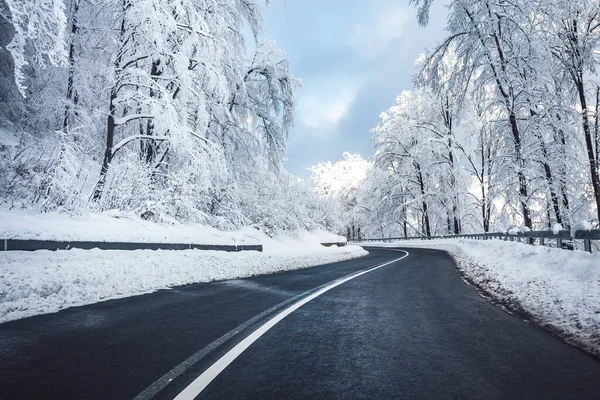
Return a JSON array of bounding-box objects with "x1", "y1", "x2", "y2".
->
[
  {"x1": 0, "y1": 208, "x2": 361, "y2": 323},
  {"x1": 0, "y1": 207, "x2": 262, "y2": 245},
  {"x1": 358, "y1": 239, "x2": 600, "y2": 357},
  {"x1": 0, "y1": 244, "x2": 366, "y2": 324},
  {"x1": 0, "y1": 207, "x2": 347, "y2": 251}
]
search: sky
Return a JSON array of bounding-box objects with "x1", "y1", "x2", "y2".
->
[{"x1": 260, "y1": 1, "x2": 450, "y2": 178}]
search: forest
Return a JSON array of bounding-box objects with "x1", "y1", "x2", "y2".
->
[
  {"x1": 1, "y1": 0, "x2": 599, "y2": 240},
  {"x1": 0, "y1": 0, "x2": 339, "y2": 235},
  {"x1": 311, "y1": 0, "x2": 600, "y2": 239}
]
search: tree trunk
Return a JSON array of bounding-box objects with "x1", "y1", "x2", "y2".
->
[
  {"x1": 536, "y1": 130, "x2": 563, "y2": 225},
  {"x1": 142, "y1": 59, "x2": 161, "y2": 164},
  {"x1": 529, "y1": 106, "x2": 562, "y2": 225},
  {"x1": 576, "y1": 76, "x2": 600, "y2": 223},
  {"x1": 91, "y1": 2, "x2": 128, "y2": 202},
  {"x1": 63, "y1": 0, "x2": 80, "y2": 132},
  {"x1": 485, "y1": 151, "x2": 492, "y2": 233},
  {"x1": 91, "y1": 88, "x2": 117, "y2": 201},
  {"x1": 443, "y1": 97, "x2": 461, "y2": 234},
  {"x1": 508, "y1": 112, "x2": 533, "y2": 228},
  {"x1": 401, "y1": 192, "x2": 408, "y2": 238},
  {"x1": 481, "y1": 184, "x2": 489, "y2": 232},
  {"x1": 416, "y1": 162, "x2": 431, "y2": 238},
  {"x1": 480, "y1": 130, "x2": 491, "y2": 232},
  {"x1": 557, "y1": 125, "x2": 571, "y2": 227}
]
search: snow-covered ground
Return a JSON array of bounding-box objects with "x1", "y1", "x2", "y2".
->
[
  {"x1": 0, "y1": 207, "x2": 346, "y2": 246},
  {"x1": 359, "y1": 239, "x2": 600, "y2": 357},
  {"x1": 0, "y1": 209, "x2": 364, "y2": 323}
]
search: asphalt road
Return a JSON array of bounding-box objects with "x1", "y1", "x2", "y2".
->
[{"x1": 1, "y1": 247, "x2": 599, "y2": 399}]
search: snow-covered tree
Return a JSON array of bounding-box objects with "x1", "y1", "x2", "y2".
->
[
  {"x1": 309, "y1": 153, "x2": 370, "y2": 239},
  {"x1": 3, "y1": 0, "x2": 67, "y2": 96},
  {"x1": 0, "y1": 0, "x2": 340, "y2": 236},
  {"x1": 536, "y1": 0, "x2": 600, "y2": 223}
]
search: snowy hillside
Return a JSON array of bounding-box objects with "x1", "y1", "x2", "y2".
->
[{"x1": 0, "y1": 208, "x2": 345, "y2": 248}]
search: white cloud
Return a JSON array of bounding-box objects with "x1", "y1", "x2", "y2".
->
[
  {"x1": 298, "y1": 87, "x2": 357, "y2": 133},
  {"x1": 325, "y1": 100, "x2": 350, "y2": 123},
  {"x1": 353, "y1": 6, "x2": 411, "y2": 58}
]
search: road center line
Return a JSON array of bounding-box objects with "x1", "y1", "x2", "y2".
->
[{"x1": 173, "y1": 249, "x2": 409, "y2": 400}]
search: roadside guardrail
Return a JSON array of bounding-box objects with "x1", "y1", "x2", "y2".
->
[
  {"x1": 320, "y1": 242, "x2": 347, "y2": 247},
  {"x1": 0, "y1": 239, "x2": 263, "y2": 252},
  {"x1": 353, "y1": 229, "x2": 600, "y2": 253}
]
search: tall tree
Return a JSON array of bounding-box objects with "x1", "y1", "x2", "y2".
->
[{"x1": 539, "y1": 0, "x2": 600, "y2": 223}]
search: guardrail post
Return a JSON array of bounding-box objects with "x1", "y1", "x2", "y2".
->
[
  {"x1": 557, "y1": 238, "x2": 562, "y2": 249},
  {"x1": 584, "y1": 239, "x2": 592, "y2": 253},
  {"x1": 3, "y1": 239, "x2": 6, "y2": 251},
  {"x1": 540, "y1": 237, "x2": 545, "y2": 246}
]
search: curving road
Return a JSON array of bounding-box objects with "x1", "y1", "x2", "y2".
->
[{"x1": 1, "y1": 247, "x2": 599, "y2": 399}]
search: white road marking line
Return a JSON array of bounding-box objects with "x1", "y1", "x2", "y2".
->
[
  {"x1": 173, "y1": 250, "x2": 409, "y2": 400},
  {"x1": 133, "y1": 294, "x2": 302, "y2": 400},
  {"x1": 134, "y1": 248, "x2": 404, "y2": 400}
]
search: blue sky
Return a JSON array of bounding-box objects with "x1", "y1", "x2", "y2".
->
[{"x1": 261, "y1": 1, "x2": 450, "y2": 178}]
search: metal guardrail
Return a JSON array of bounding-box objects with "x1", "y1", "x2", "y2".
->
[
  {"x1": 353, "y1": 229, "x2": 600, "y2": 253},
  {"x1": 0, "y1": 239, "x2": 263, "y2": 252},
  {"x1": 320, "y1": 242, "x2": 347, "y2": 247}
]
